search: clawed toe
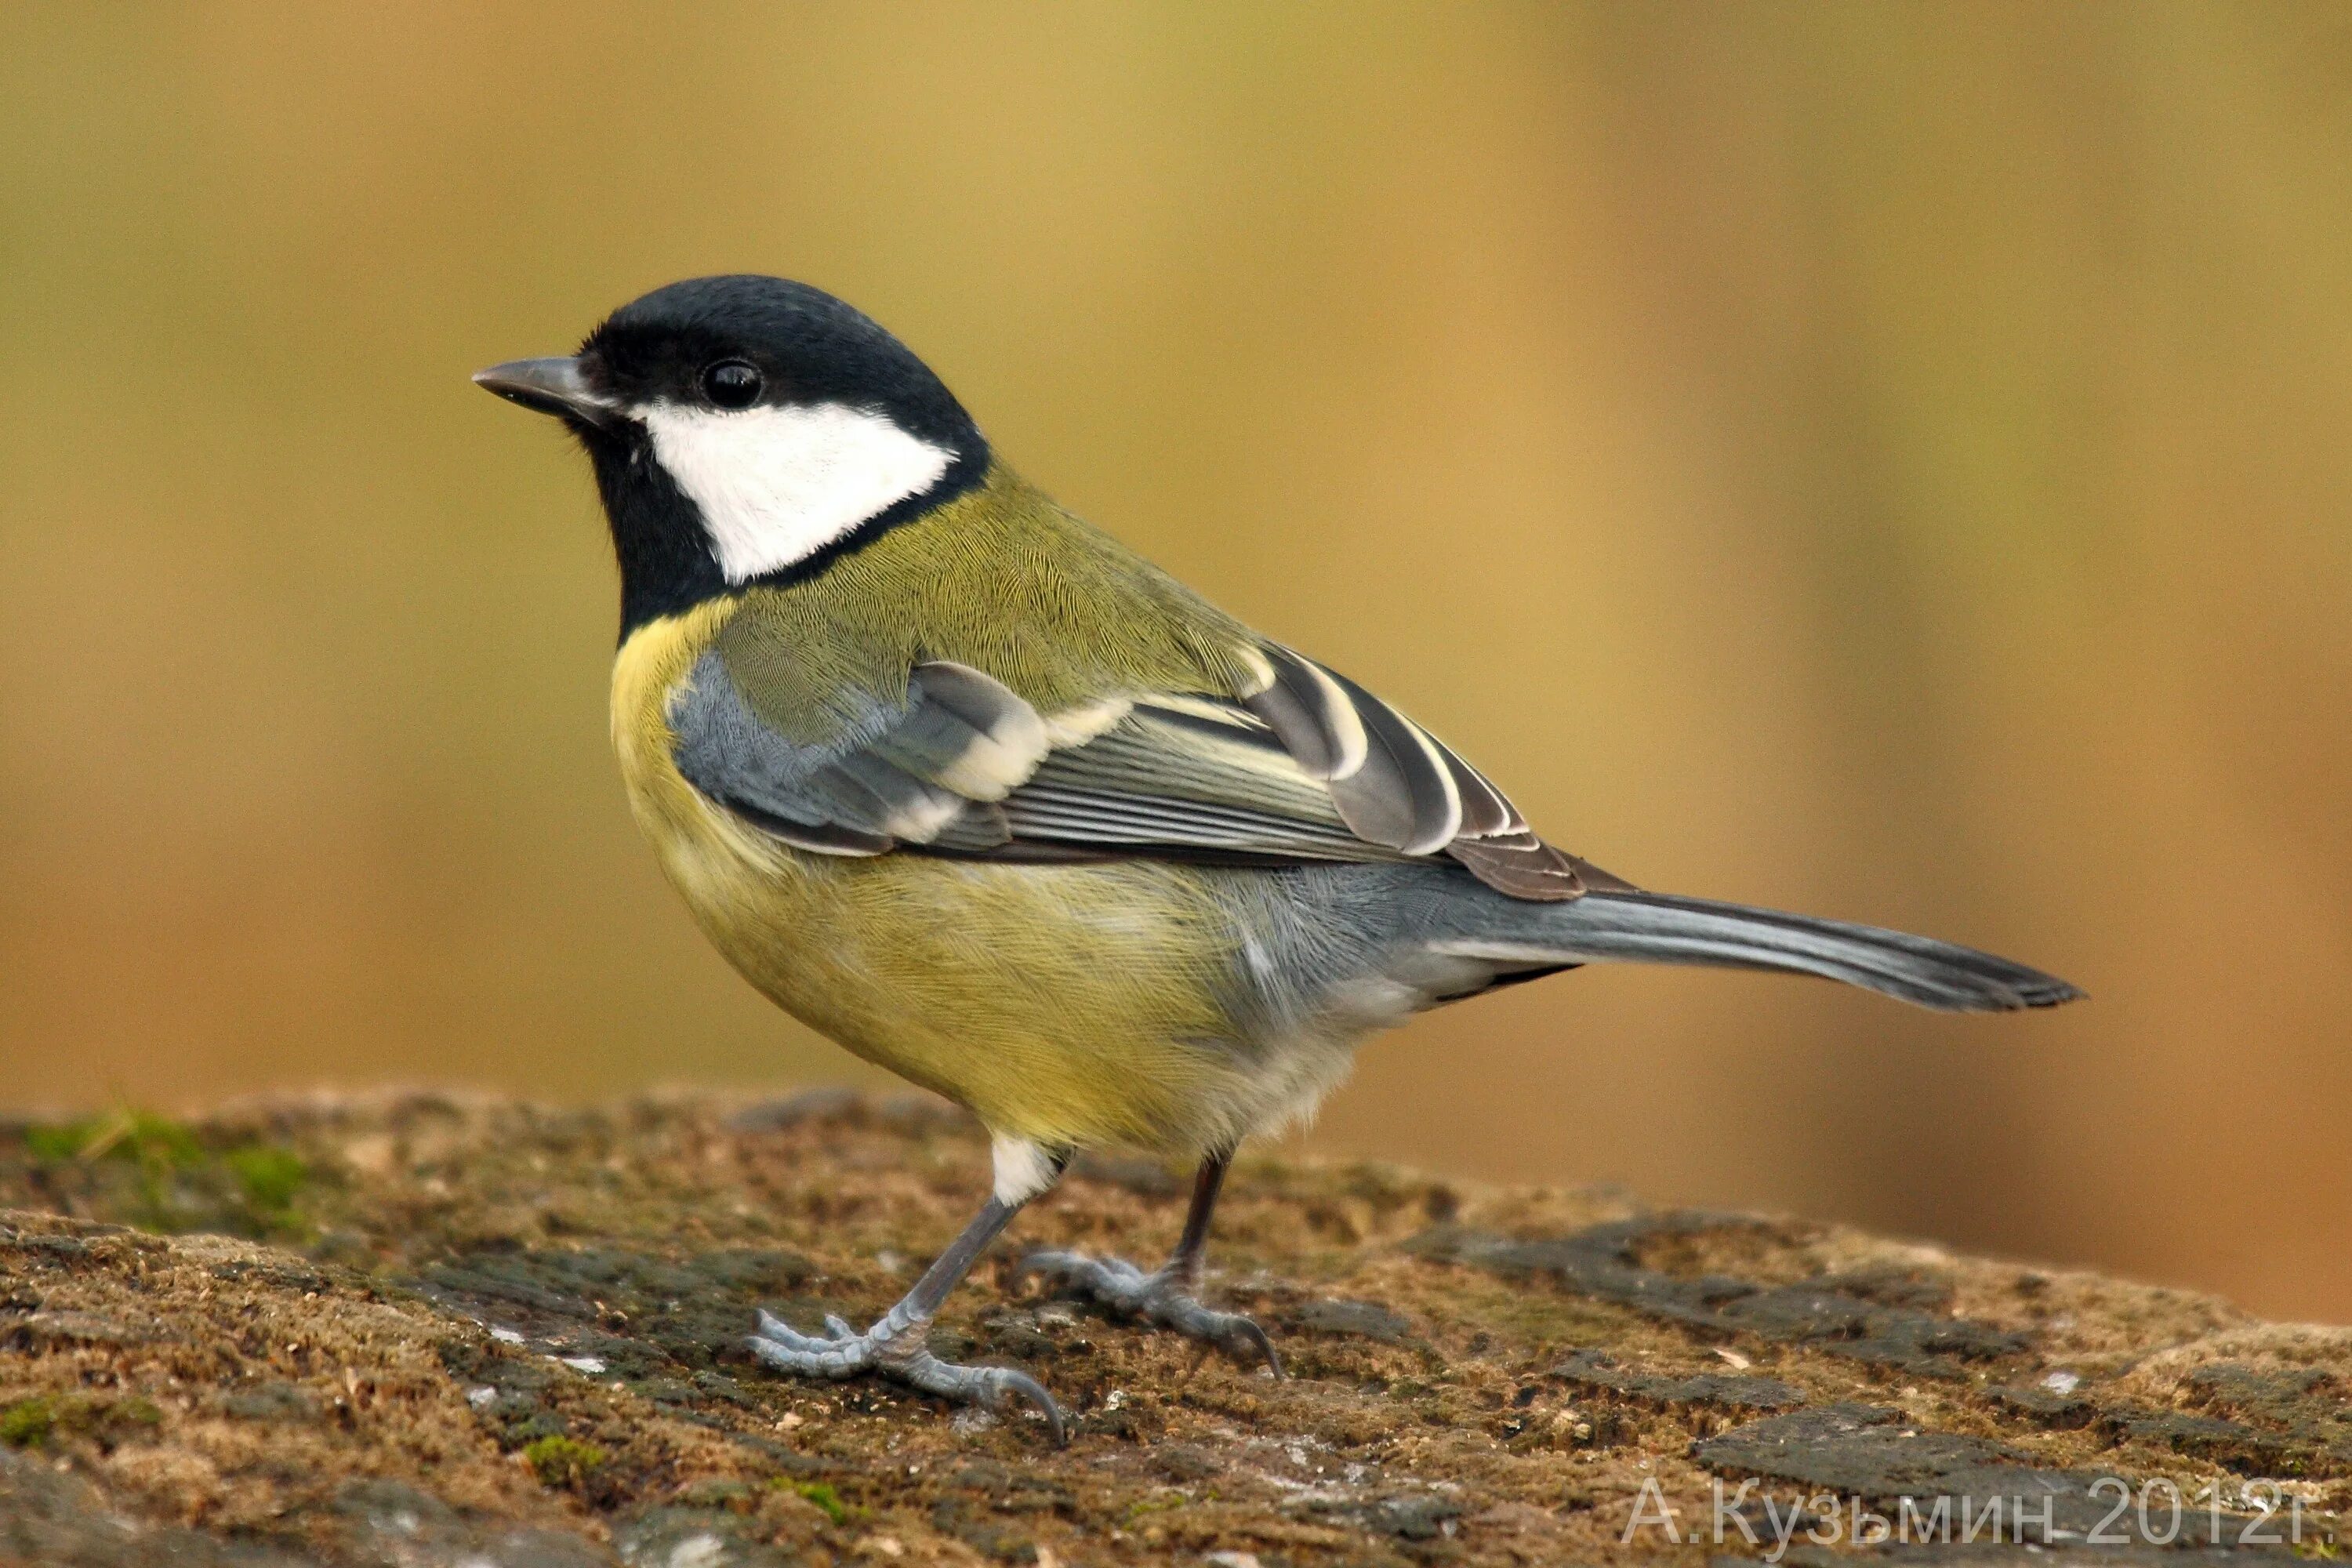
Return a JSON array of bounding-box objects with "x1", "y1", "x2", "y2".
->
[
  {"x1": 737, "y1": 1156, "x2": 1258, "y2": 1443},
  {"x1": 746, "y1": 1310, "x2": 869, "y2": 1377},
  {"x1": 1156, "y1": 1295, "x2": 1284, "y2": 1377},
  {"x1": 1018, "y1": 1250, "x2": 1283, "y2": 1376},
  {"x1": 894, "y1": 1348, "x2": 1068, "y2": 1445},
  {"x1": 746, "y1": 1312, "x2": 1069, "y2": 1443},
  {"x1": 1014, "y1": 1248, "x2": 1141, "y2": 1303},
  {"x1": 749, "y1": 1308, "x2": 861, "y2": 1367},
  {"x1": 1210, "y1": 1309, "x2": 1283, "y2": 1376}
]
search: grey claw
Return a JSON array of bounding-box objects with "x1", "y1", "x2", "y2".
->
[
  {"x1": 1146, "y1": 1294, "x2": 1283, "y2": 1377},
  {"x1": 990, "y1": 1368, "x2": 1069, "y2": 1446},
  {"x1": 1225, "y1": 1313, "x2": 1285, "y2": 1378},
  {"x1": 1022, "y1": 1250, "x2": 1279, "y2": 1374},
  {"x1": 895, "y1": 1349, "x2": 1069, "y2": 1446},
  {"x1": 750, "y1": 1308, "x2": 836, "y2": 1359},
  {"x1": 746, "y1": 1311, "x2": 1065, "y2": 1443}
]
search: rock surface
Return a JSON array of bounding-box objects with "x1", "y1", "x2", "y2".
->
[{"x1": 0, "y1": 1091, "x2": 2345, "y2": 1565}]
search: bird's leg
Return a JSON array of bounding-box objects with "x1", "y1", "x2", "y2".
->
[
  {"x1": 1018, "y1": 1152, "x2": 1281, "y2": 1375},
  {"x1": 747, "y1": 1138, "x2": 1069, "y2": 1442}
]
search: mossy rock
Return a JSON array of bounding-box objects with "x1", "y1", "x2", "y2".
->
[{"x1": 0, "y1": 1091, "x2": 2344, "y2": 1563}]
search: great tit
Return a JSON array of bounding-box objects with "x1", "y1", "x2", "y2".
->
[{"x1": 477, "y1": 275, "x2": 2079, "y2": 1440}]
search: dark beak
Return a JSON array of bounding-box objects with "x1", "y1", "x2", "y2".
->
[{"x1": 472, "y1": 357, "x2": 622, "y2": 429}]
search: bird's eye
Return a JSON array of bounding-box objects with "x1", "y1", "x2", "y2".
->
[{"x1": 701, "y1": 360, "x2": 763, "y2": 409}]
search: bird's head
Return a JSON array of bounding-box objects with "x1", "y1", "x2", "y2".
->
[{"x1": 477, "y1": 275, "x2": 988, "y2": 632}]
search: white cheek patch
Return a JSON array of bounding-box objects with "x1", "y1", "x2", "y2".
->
[{"x1": 639, "y1": 401, "x2": 956, "y2": 583}]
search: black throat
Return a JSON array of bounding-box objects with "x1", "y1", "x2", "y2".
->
[{"x1": 586, "y1": 437, "x2": 728, "y2": 642}]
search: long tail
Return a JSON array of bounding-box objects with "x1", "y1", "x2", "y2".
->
[{"x1": 1443, "y1": 890, "x2": 2083, "y2": 1013}]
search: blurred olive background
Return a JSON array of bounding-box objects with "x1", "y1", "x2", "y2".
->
[{"x1": 4, "y1": 3, "x2": 2349, "y2": 1320}]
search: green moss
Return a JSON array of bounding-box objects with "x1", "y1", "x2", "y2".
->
[
  {"x1": 226, "y1": 1145, "x2": 307, "y2": 1215},
  {"x1": 1121, "y1": 1494, "x2": 1186, "y2": 1525},
  {"x1": 0, "y1": 1398, "x2": 55, "y2": 1449},
  {"x1": 16, "y1": 1110, "x2": 311, "y2": 1237},
  {"x1": 113, "y1": 1397, "x2": 164, "y2": 1430},
  {"x1": 521, "y1": 1434, "x2": 607, "y2": 1488},
  {"x1": 88, "y1": 1112, "x2": 205, "y2": 1169},
  {"x1": 0, "y1": 1395, "x2": 162, "y2": 1450},
  {"x1": 20, "y1": 1112, "x2": 203, "y2": 1229},
  {"x1": 22, "y1": 1123, "x2": 90, "y2": 1163},
  {"x1": 773, "y1": 1477, "x2": 850, "y2": 1523}
]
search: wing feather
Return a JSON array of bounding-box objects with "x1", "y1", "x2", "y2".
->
[
  {"x1": 1241, "y1": 643, "x2": 1367, "y2": 779},
  {"x1": 1243, "y1": 643, "x2": 1626, "y2": 899},
  {"x1": 1320, "y1": 670, "x2": 1463, "y2": 855},
  {"x1": 669, "y1": 623, "x2": 1627, "y2": 898},
  {"x1": 887, "y1": 660, "x2": 1049, "y2": 799}
]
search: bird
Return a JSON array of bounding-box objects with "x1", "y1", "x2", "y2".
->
[{"x1": 475, "y1": 274, "x2": 2081, "y2": 1442}]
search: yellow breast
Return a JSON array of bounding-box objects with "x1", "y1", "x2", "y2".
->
[{"x1": 607, "y1": 607, "x2": 1271, "y2": 1154}]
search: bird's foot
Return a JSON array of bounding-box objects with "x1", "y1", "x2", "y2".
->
[
  {"x1": 746, "y1": 1308, "x2": 1066, "y2": 1444},
  {"x1": 1017, "y1": 1250, "x2": 1282, "y2": 1376}
]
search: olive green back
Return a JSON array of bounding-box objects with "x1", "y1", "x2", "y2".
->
[{"x1": 713, "y1": 463, "x2": 1265, "y2": 746}]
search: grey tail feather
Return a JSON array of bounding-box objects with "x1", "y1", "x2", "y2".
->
[{"x1": 1447, "y1": 890, "x2": 2084, "y2": 1014}]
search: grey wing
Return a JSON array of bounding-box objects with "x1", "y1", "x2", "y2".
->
[
  {"x1": 1243, "y1": 642, "x2": 1633, "y2": 899},
  {"x1": 670, "y1": 653, "x2": 1034, "y2": 856},
  {"x1": 667, "y1": 652, "x2": 1418, "y2": 867},
  {"x1": 1004, "y1": 696, "x2": 1421, "y2": 865},
  {"x1": 669, "y1": 642, "x2": 1630, "y2": 897}
]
